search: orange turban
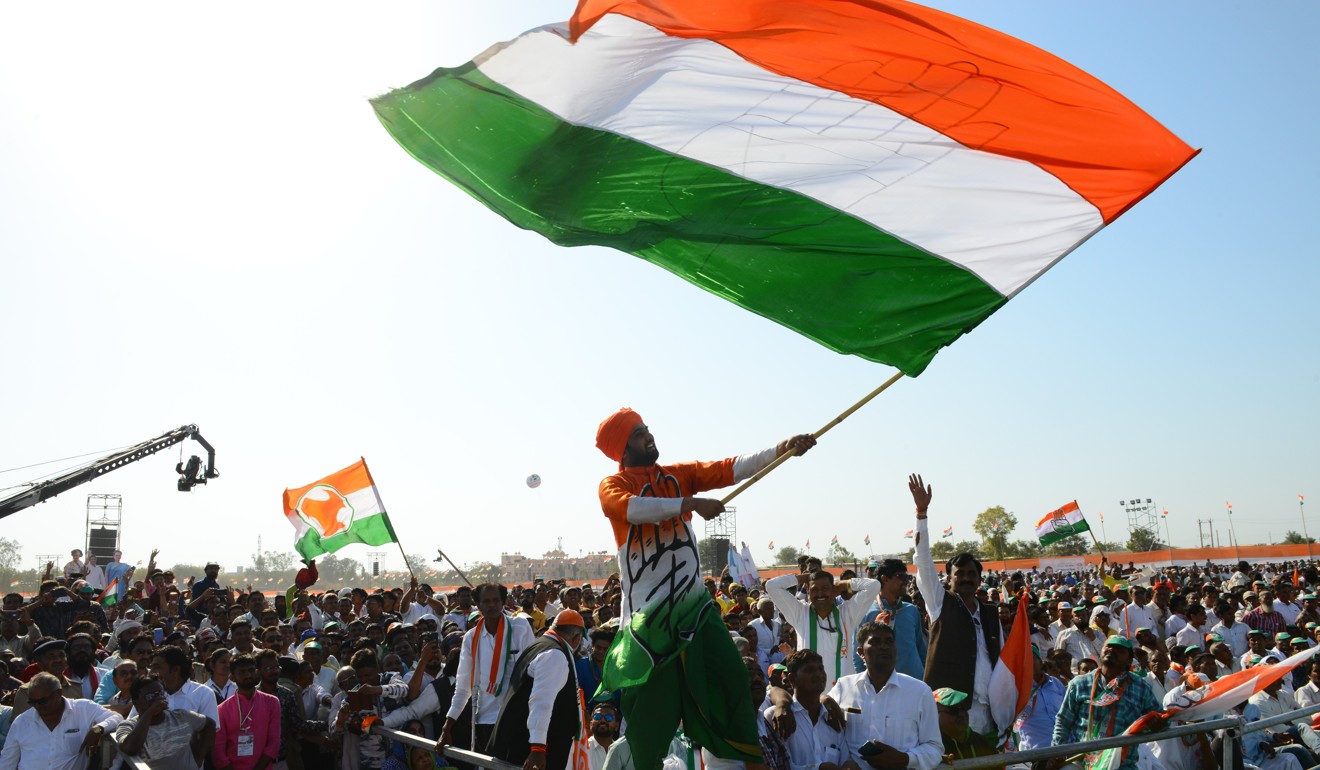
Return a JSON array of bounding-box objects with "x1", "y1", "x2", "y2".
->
[{"x1": 596, "y1": 408, "x2": 642, "y2": 462}]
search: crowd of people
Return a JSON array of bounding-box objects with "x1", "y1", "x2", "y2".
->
[
  {"x1": 0, "y1": 409, "x2": 1313, "y2": 770},
  {"x1": 2, "y1": 527, "x2": 1320, "y2": 769}
]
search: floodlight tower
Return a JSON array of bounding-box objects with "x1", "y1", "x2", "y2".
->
[
  {"x1": 1120, "y1": 498, "x2": 1161, "y2": 546},
  {"x1": 703, "y1": 506, "x2": 737, "y2": 577}
]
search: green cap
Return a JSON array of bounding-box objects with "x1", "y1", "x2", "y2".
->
[
  {"x1": 933, "y1": 687, "x2": 970, "y2": 707},
  {"x1": 1104, "y1": 636, "x2": 1135, "y2": 650},
  {"x1": 1276, "y1": 633, "x2": 1293, "y2": 642},
  {"x1": 1184, "y1": 645, "x2": 1202, "y2": 655},
  {"x1": 1248, "y1": 630, "x2": 1268, "y2": 638}
]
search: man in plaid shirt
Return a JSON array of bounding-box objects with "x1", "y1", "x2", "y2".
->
[{"x1": 1048, "y1": 636, "x2": 1165, "y2": 770}]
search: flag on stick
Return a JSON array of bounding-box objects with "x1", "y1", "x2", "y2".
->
[
  {"x1": 283, "y1": 459, "x2": 401, "y2": 561},
  {"x1": 942, "y1": 527, "x2": 954, "y2": 539},
  {"x1": 1226, "y1": 501, "x2": 1233, "y2": 514},
  {"x1": 804, "y1": 539, "x2": 810, "y2": 550},
  {"x1": 97, "y1": 579, "x2": 119, "y2": 608},
  {"x1": 1036, "y1": 501, "x2": 1090, "y2": 546},
  {"x1": 371, "y1": 0, "x2": 1195, "y2": 376},
  {"x1": 903, "y1": 529, "x2": 914, "y2": 540},
  {"x1": 988, "y1": 590, "x2": 1033, "y2": 743},
  {"x1": 767, "y1": 540, "x2": 774, "y2": 551},
  {"x1": 829, "y1": 535, "x2": 839, "y2": 546},
  {"x1": 863, "y1": 534, "x2": 871, "y2": 546},
  {"x1": 1090, "y1": 644, "x2": 1320, "y2": 770}
]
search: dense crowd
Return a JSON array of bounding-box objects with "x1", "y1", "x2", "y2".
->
[{"x1": 3, "y1": 528, "x2": 1320, "y2": 770}]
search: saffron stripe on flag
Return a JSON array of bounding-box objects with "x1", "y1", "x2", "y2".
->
[
  {"x1": 569, "y1": 0, "x2": 1197, "y2": 222},
  {"x1": 475, "y1": 16, "x2": 1105, "y2": 299}
]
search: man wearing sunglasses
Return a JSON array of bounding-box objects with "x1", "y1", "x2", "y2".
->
[
  {"x1": 115, "y1": 675, "x2": 216, "y2": 768},
  {"x1": 586, "y1": 702, "x2": 621, "y2": 770},
  {"x1": 854, "y1": 559, "x2": 926, "y2": 679},
  {"x1": 0, "y1": 671, "x2": 122, "y2": 769}
]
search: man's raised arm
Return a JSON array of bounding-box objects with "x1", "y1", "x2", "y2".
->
[{"x1": 910, "y1": 473, "x2": 945, "y2": 624}]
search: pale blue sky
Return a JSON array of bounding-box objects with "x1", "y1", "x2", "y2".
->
[{"x1": 0, "y1": 2, "x2": 1315, "y2": 574}]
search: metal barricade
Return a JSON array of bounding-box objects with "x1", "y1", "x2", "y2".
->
[
  {"x1": 947, "y1": 700, "x2": 1320, "y2": 770},
  {"x1": 101, "y1": 731, "x2": 153, "y2": 770},
  {"x1": 370, "y1": 723, "x2": 522, "y2": 770}
]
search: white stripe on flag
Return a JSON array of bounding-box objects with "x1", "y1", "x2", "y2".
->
[{"x1": 478, "y1": 15, "x2": 1104, "y2": 297}]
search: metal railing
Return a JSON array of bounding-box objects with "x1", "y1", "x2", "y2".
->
[
  {"x1": 947, "y1": 701, "x2": 1320, "y2": 770},
  {"x1": 101, "y1": 731, "x2": 152, "y2": 770},
  {"x1": 371, "y1": 723, "x2": 522, "y2": 770}
]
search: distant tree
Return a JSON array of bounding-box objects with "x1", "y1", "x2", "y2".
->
[
  {"x1": 1283, "y1": 531, "x2": 1317, "y2": 545},
  {"x1": 1090, "y1": 540, "x2": 1123, "y2": 555},
  {"x1": 404, "y1": 553, "x2": 432, "y2": 577},
  {"x1": 315, "y1": 554, "x2": 366, "y2": 584},
  {"x1": 930, "y1": 540, "x2": 955, "y2": 561},
  {"x1": 1043, "y1": 536, "x2": 1090, "y2": 557},
  {"x1": 1007, "y1": 540, "x2": 1042, "y2": 559},
  {"x1": 1126, "y1": 527, "x2": 1161, "y2": 553},
  {"x1": 973, "y1": 506, "x2": 1018, "y2": 561},
  {"x1": 774, "y1": 546, "x2": 801, "y2": 566},
  {"x1": 828, "y1": 543, "x2": 858, "y2": 566},
  {"x1": 169, "y1": 563, "x2": 207, "y2": 583},
  {"x1": 0, "y1": 538, "x2": 22, "y2": 571}
]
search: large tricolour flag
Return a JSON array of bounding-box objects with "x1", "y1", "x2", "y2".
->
[
  {"x1": 1036, "y1": 501, "x2": 1090, "y2": 546},
  {"x1": 370, "y1": 0, "x2": 1195, "y2": 376},
  {"x1": 283, "y1": 459, "x2": 401, "y2": 561}
]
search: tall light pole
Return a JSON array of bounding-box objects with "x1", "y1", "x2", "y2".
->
[
  {"x1": 1162, "y1": 508, "x2": 1172, "y2": 564},
  {"x1": 1302, "y1": 495, "x2": 1311, "y2": 561}
]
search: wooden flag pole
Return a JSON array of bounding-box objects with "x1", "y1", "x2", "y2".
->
[
  {"x1": 360, "y1": 457, "x2": 416, "y2": 582},
  {"x1": 721, "y1": 371, "x2": 905, "y2": 505}
]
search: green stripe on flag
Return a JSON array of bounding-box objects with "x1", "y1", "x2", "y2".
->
[
  {"x1": 371, "y1": 65, "x2": 1006, "y2": 376},
  {"x1": 1039, "y1": 520, "x2": 1091, "y2": 547},
  {"x1": 295, "y1": 513, "x2": 398, "y2": 561}
]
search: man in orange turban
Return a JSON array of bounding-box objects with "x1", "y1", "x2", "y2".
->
[{"x1": 594, "y1": 407, "x2": 814, "y2": 769}]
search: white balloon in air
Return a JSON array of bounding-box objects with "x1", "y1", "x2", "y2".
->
[{"x1": 526, "y1": 474, "x2": 542, "y2": 488}]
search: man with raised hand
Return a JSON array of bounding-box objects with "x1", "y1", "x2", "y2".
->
[
  {"x1": 766, "y1": 568, "x2": 880, "y2": 693},
  {"x1": 594, "y1": 407, "x2": 814, "y2": 770},
  {"x1": 911, "y1": 474, "x2": 1001, "y2": 736}
]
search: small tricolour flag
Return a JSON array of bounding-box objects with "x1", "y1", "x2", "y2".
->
[
  {"x1": 1226, "y1": 501, "x2": 1233, "y2": 513},
  {"x1": 97, "y1": 579, "x2": 119, "y2": 607},
  {"x1": 1302, "y1": 494, "x2": 1307, "y2": 505},
  {"x1": 903, "y1": 529, "x2": 914, "y2": 539},
  {"x1": 1162, "y1": 508, "x2": 1168, "y2": 517},
  {"x1": 863, "y1": 534, "x2": 871, "y2": 546},
  {"x1": 283, "y1": 458, "x2": 401, "y2": 561},
  {"x1": 1035, "y1": 501, "x2": 1090, "y2": 546},
  {"x1": 830, "y1": 535, "x2": 839, "y2": 546},
  {"x1": 804, "y1": 538, "x2": 810, "y2": 550},
  {"x1": 767, "y1": 540, "x2": 774, "y2": 551},
  {"x1": 942, "y1": 527, "x2": 954, "y2": 539},
  {"x1": 371, "y1": 0, "x2": 1195, "y2": 376},
  {"x1": 8, "y1": 580, "x2": 20, "y2": 588}
]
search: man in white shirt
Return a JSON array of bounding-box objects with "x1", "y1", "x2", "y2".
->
[
  {"x1": 766, "y1": 649, "x2": 851, "y2": 770},
  {"x1": 83, "y1": 556, "x2": 107, "y2": 592},
  {"x1": 586, "y1": 701, "x2": 622, "y2": 770},
  {"x1": 1174, "y1": 604, "x2": 1209, "y2": 651},
  {"x1": 1296, "y1": 660, "x2": 1320, "y2": 708},
  {"x1": 1210, "y1": 600, "x2": 1250, "y2": 658},
  {"x1": 746, "y1": 598, "x2": 782, "y2": 670},
  {"x1": 487, "y1": 611, "x2": 585, "y2": 770},
  {"x1": 1248, "y1": 677, "x2": 1320, "y2": 757},
  {"x1": 0, "y1": 672, "x2": 122, "y2": 770},
  {"x1": 1118, "y1": 587, "x2": 1156, "y2": 639},
  {"x1": 1056, "y1": 611, "x2": 1104, "y2": 674},
  {"x1": 146, "y1": 647, "x2": 219, "y2": 725},
  {"x1": 1048, "y1": 603, "x2": 1075, "y2": 645},
  {"x1": 437, "y1": 583, "x2": 534, "y2": 754},
  {"x1": 1275, "y1": 583, "x2": 1304, "y2": 628},
  {"x1": 825, "y1": 622, "x2": 942, "y2": 770},
  {"x1": 765, "y1": 570, "x2": 880, "y2": 693}
]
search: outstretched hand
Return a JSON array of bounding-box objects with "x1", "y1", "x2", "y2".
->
[{"x1": 908, "y1": 474, "x2": 932, "y2": 516}]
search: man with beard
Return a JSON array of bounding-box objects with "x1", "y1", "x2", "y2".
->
[
  {"x1": 827, "y1": 622, "x2": 941, "y2": 770},
  {"x1": 213, "y1": 654, "x2": 280, "y2": 770},
  {"x1": 443, "y1": 587, "x2": 474, "y2": 633},
  {"x1": 576, "y1": 629, "x2": 615, "y2": 708},
  {"x1": 585, "y1": 701, "x2": 621, "y2": 770},
  {"x1": 115, "y1": 674, "x2": 216, "y2": 768},
  {"x1": 594, "y1": 407, "x2": 814, "y2": 770},
  {"x1": 63, "y1": 633, "x2": 101, "y2": 700},
  {"x1": 257, "y1": 652, "x2": 326, "y2": 770},
  {"x1": 438, "y1": 583, "x2": 534, "y2": 755},
  {"x1": 12, "y1": 639, "x2": 81, "y2": 716},
  {"x1": 912, "y1": 474, "x2": 1001, "y2": 736},
  {"x1": 150, "y1": 646, "x2": 220, "y2": 725}
]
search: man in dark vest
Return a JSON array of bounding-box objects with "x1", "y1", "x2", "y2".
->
[
  {"x1": 489, "y1": 610, "x2": 586, "y2": 770},
  {"x1": 910, "y1": 473, "x2": 1002, "y2": 736}
]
